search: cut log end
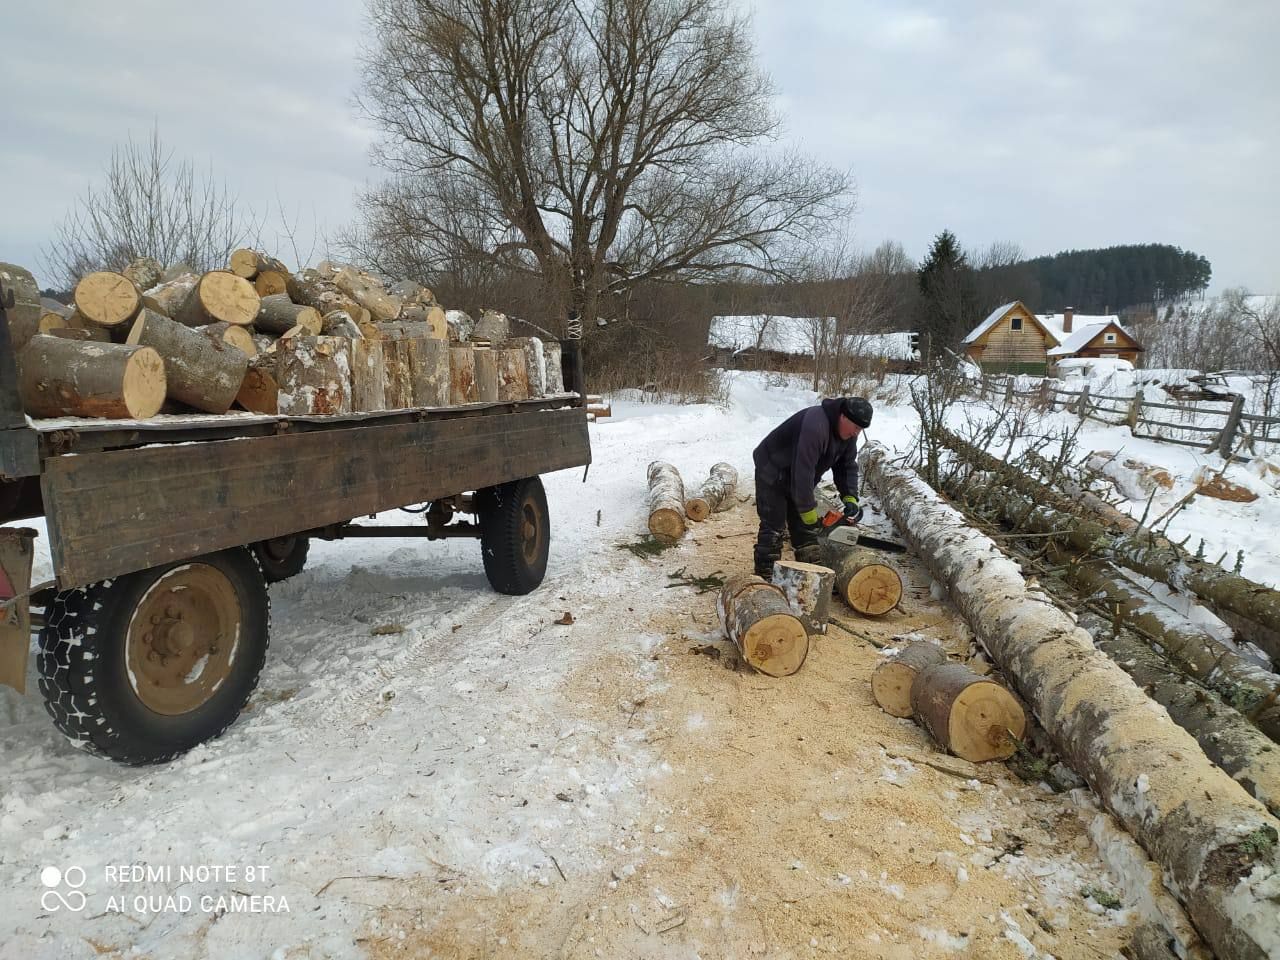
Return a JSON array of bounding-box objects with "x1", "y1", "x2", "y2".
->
[
  {"x1": 648, "y1": 508, "x2": 685, "y2": 544},
  {"x1": 843, "y1": 562, "x2": 903, "y2": 616},
  {"x1": 741, "y1": 613, "x2": 809, "y2": 677},
  {"x1": 74, "y1": 272, "x2": 140, "y2": 328},
  {"x1": 871, "y1": 641, "x2": 947, "y2": 718},
  {"x1": 911, "y1": 662, "x2": 1026, "y2": 763},
  {"x1": 686, "y1": 498, "x2": 711, "y2": 522},
  {"x1": 121, "y1": 348, "x2": 168, "y2": 419}
]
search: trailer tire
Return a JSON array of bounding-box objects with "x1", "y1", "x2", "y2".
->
[
  {"x1": 36, "y1": 548, "x2": 270, "y2": 765},
  {"x1": 477, "y1": 476, "x2": 550, "y2": 596},
  {"x1": 252, "y1": 536, "x2": 310, "y2": 583}
]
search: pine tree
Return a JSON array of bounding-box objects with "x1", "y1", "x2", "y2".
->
[{"x1": 917, "y1": 230, "x2": 979, "y2": 357}]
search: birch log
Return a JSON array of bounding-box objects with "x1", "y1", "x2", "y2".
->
[
  {"x1": 127, "y1": 310, "x2": 249, "y2": 413},
  {"x1": 404, "y1": 337, "x2": 450, "y2": 407},
  {"x1": 18, "y1": 335, "x2": 166, "y2": 419},
  {"x1": 474, "y1": 347, "x2": 499, "y2": 403},
  {"x1": 495, "y1": 347, "x2": 529, "y2": 402},
  {"x1": 646, "y1": 461, "x2": 687, "y2": 544},
  {"x1": 173, "y1": 271, "x2": 260, "y2": 328},
  {"x1": 686, "y1": 463, "x2": 738, "y2": 521},
  {"x1": 826, "y1": 545, "x2": 902, "y2": 616},
  {"x1": 871, "y1": 640, "x2": 947, "y2": 718},
  {"x1": 544, "y1": 340, "x2": 565, "y2": 394},
  {"x1": 256, "y1": 294, "x2": 322, "y2": 335},
  {"x1": 717, "y1": 574, "x2": 809, "y2": 676},
  {"x1": 74, "y1": 271, "x2": 141, "y2": 329},
  {"x1": 1, "y1": 263, "x2": 44, "y2": 350},
  {"x1": 235, "y1": 353, "x2": 279, "y2": 415},
  {"x1": 860, "y1": 443, "x2": 1280, "y2": 960},
  {"x1": 909, "y1": 662, "x2": 1025, "y2": 762},
  {"x1": 276, "y1": 337, "x2": 352, "y2": 416},
  {"x1": 771, "y1": 560, "x2": 835, "y2": 635},
  {"x1": 449, "y1": 346, "x2": 478, "y2": 405},
  {"x1": 351, "y1": 338, "x2": 387, "y2": 413},
  {"x1": 510, "y1": 337, "x2": 546, "y2": 397}
]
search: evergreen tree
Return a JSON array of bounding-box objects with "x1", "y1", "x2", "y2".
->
[{"x1": 917, "y1": 230, "x2": 979, "y2": 357}]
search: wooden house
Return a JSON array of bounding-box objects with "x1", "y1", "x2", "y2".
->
[{"x1": 962, "y1": 302, "x2": 1143, "y2": 375}]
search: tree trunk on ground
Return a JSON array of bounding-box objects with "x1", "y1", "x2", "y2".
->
[
  {"x1": 121, "y1": 257, "x2": 163, "y2": 293},
  {"x1": 256, "y1": 294, "x2": 322, "y2": 335},
  {"x1": 910, "y1": 661, "x2": 1025, "y2": 762},
  {"x1": 1080, "y1": 613, "x2": 1280, "y2": 819},
  {"x1": 495, "y1": 347, "x2": 529, "y2": 402},
  {"x1": 74, "y1": 271, "x2": 142, "y2": 330},
  {"x1": 19, "y1": 335, "x2": 165, "y2": 419},
  {"x1": 351, "y1": 339, "x2": 387, "y2": 413},
  {"x1": 509, "y1": 337, "x2": 546, "y2": 397},
  {"x1": 771, "y1": 559, "x2": 835, "y2": 635},
  {"x1": 543, "y1": 341, "x2": 565, "y2": 394},
  {"x1": 646, "y1": 461, "x2": 687, "y2": 544},
  {"x1": 126, "y1": 309, "x2": 249, "y2": 414},
  {"x1": 404, "y1": 338, "x2": 450, "y2": 407},
  {"x1": 686, "y1": 463, "x2": 738, "y2": 521},
  {"x1": 141, "y1": 274, "x2": 198, "y2": 318},
  {"x1": 276, "y1": 337, "x2": 352, "y2": 416},
  {"x1": 197, "y1": 322, "x2": 257, "y2": 357},
  {"x1": 825, "y1": 544, "x2": 902, "y2": 615},
  {"x1": 173, "y1": 272, "x2": 260, "y2": 328},
  {"x1": 235, "y1": 353, "x2": 278, "y2": 415},
  {"x1": 474, "y1": 347, "x2": 499, "y2": 402},
  {"x1": 716, "y1": 574, "x2": 809, "y2": 677},
  {"x1": 872, "y1": 640, "x2": 947, "y2": 718},
  {"x1": 229, "y1": 249, "x2": 288, "y2": 280},
  {"x1": 449, "y1": 346, "x2": 478, "y2": 405},
  {"x1": 860, "y1": 443, "x2": 1280, "y2": 960}
]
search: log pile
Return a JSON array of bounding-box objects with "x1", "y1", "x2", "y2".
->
[{"x1": 5, "y1": 252, "x2": 575, "y2": 422}]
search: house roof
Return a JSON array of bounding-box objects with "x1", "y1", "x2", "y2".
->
[
  {"x1": 961, "y1": 302, "x2": 1019, "y2": 345},
  {"x1": 708, "y1": 315, "x2": 833, "y2": 357},
  {"x1": 847, "y1": 332, "x2": 917, "y2": 361},
  {"x1": 963, "y1": 301, "x2": 1137, "y2": 356}
]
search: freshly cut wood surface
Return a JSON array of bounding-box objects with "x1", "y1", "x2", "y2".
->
[
  {"x1": 400, "y1": 303, "x2": 447, "y2": 339},
  {"x1": 74, "y1": 271, "x2": 141, "y2": 328},
  {"x1": 174, "y1": 271, "x2": 260, "y2": 328},
  {"x1": 687, "y1": 462, "x2": 738, "y2": 521},
  {"x1": 910, "y1": 662, "x2": 1025, "y2": 762},
  {"x1": 771, "y1": 560, "x2": 834, "y2": 635},
  {"x1": 871, "y1": 640, "x2": 947, "y2": 718},
  {"x1": 827, "y1": 546, "x2": 902, "y2": 615},
  {"x1": 646, "y1": 461, "x2": 687, "y2": 544},
  {"x1": 127, "y1": 309, "x2": 249, "y2": 414},
  {"x1": 197, "y1": 321, "x2": 258, "y2": 356},
  {"x1": 717, "y1": 574, "x2": 808, "y2": 677},
  {"x1": 229, "y1": 249, "x2": 287, "y2": 280},
  {"x1": 236, "y1": 353, "x2": 279, "y2": 415},
  {"x1": 19, "y1": 334, "x2": 165, "y2": 419},
  {"x1": 254, "y1": 270, "x2": 289, "y2": 297}
]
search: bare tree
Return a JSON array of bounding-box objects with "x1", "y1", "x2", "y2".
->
[
  {"x1": 355, "y1": 0, "x2": 853, "y2": 333},
  {"x1": 43, "y1": 127, "x2": 255, "y2": 288}
]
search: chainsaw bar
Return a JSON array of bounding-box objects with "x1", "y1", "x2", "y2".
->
[{"x1": 825, "y1": 526, "x2": 908, "y2": 554}]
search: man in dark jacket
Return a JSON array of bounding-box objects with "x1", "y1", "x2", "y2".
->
[{"x1": 751, "y1": 396, "x2": 873, "y2": 576}]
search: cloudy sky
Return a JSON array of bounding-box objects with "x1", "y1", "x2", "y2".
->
[{"x1": 4, "y1": 0, "x2": 1277, "y2": 292}]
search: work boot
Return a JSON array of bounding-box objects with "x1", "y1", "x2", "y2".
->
[{"x1": 753, "y1": 538, "x2": 781, "y2": 578}]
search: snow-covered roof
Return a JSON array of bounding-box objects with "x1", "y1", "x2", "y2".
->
[
  {"x1": 708, "y1": 315, "x2": 833, "y2": 357},
  {"x1": 961, "y1": 302, "x2": 1018, "y2": 345},
  {"x1": 963, "y1": 301, "x2": 1134, "y2": 356},
  {"x1": 846, "y1": 332, "x2": 917, "y2": 361}
]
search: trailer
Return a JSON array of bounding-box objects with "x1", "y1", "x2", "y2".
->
[{"x1": 0, "y1": 291, "x2": 591, "y2": 764}]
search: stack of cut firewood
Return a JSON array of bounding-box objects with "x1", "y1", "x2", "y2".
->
[{"x1": 1, "y1": 253, "x2": 567, "y2": 421}]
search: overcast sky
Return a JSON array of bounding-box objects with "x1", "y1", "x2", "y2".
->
[{"x1": 4, "y1": 0, "x2": 1277, "y2": 293}]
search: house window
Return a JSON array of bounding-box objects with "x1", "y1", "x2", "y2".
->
[
  {"x1": 1104, "y1": 332, "x2": 1116, "y2": 343},
  {"x1": 1011, "y1": 316, "x2": 1023, "y2": 331}
]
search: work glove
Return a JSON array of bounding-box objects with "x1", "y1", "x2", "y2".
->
[
  {"x1": 798, "y1": 507, "x2": 821, "y2": 529},
  {"x1": 841, "y1": 495, "x2": 864, "y2": 525}
]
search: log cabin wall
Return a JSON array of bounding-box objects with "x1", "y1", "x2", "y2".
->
[{"x1": 967, "y1": 304, "x2": 1052, "y2": 375}]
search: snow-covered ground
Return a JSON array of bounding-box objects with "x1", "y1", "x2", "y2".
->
[{"x1": 5, "y1": 370, "x2": 1274, "y2": 957}]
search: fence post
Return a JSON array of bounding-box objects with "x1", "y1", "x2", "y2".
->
[
  {"x1": 1126, "y1": 392, "x2": 1143, "y2": 434},
  {"x1": 1039, "y1": 379, "x2": 1052, "y2": 410},
  {"x1": 1076, "y1": 383, "x2": 1091, "y2": 419},
  {"x1": 1004, "y1": 378, "x2": 1015, "y2": 406},
  {"x1": 1217, "y1": 393, "x2": 1245, "y2": 459}
]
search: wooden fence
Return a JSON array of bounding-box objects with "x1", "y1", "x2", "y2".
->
[{"x1": 974, "y1": 375, "x2": 1280, "y2": 460}]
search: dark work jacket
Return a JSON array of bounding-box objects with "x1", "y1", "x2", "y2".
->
[{"x1": 752, "y1": 398, "x2": 859, "y2": 514}]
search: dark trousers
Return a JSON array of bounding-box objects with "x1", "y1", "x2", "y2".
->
[{"x1": 753, "y1": 473, "x2": 821, "y2": 575}]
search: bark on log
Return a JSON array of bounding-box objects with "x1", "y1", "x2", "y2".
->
[
  {"x1": 872, "y1": 640, "x2": 947, "y2": 718},
  {"x1": 19, "y1": 335, "x2": 166, "y2": 419},
  {"x1": 474, "y1": 347, "x2": 499, "y2": 403},
  {"x1": 173, "y1": 271, "x2": 260, "y2": 328},
  {"x1": 74, "y1": 271, "x2": 141, "y2": 329},
  {"x1": 126, "y1": 309, "x2": 249, "y2": 414},
  {"x1": 404, "y1": 338, "x2": 450, "y2": 407},
  {"x1": 235, "y1": 353, "x2": 279, "y2": 415},
  {"x1": 197, "y1": 321, "x2": 258, "y2": 357},
  {"x1": 256, "y1": 294, "x2": 322, "y2": 335},
  {"x1": 400, "y1": 303, "x2": 447, "y2": 339},
  {"x1": 716, "y1": 574, "x2": 809, "y2": 677},
  {"x1": 141, "y1": 274, "x2": 198, "y2": 318},
  {"x1": 446, "y1": 309, "x2": 474, "y2": 341},
  {"x1": 910, "y1": 661, "x2": 1025, "y2": 762},
  {"x1": 383, "y1": 339, "x2": 414, "y2": 409},
  {"x1": 686, "y1": 463, "x2": 738, "y2": 521},
  {"x1": 63, "y1": 309, "x2": 110, "y2": 342},
  {"x1": 333, "y1": 265, "x2": 401, "y2": 321},
  {"x1": 321, "y1": 310, "x2": 364, "y2": 339},
  {"x1": 1081, "y1": 613, "x2": 1280, "y2": 819},
  {"x1": 449, "y1": 346, "x2": 478, "y2": 405},
  {"x1": 544, "y1": 341, "x2": 565, "y2": 394},
  {"x1": 160, "y1": 262, "x2": 194, "y2": 283},
  {"x1": 276, "y1": 336, "x2": 352, "y2": 416},
  {"x1": 495, "y1": 347, "x2": 529, "y2": 402},
  {"x1": 646, "y1": 461, "x2": 687, "y2": 544},
  {"x1": 771, "y1": 560, "x2": 835, "y2": 635},
  {"x1": 121, "y1": 257, "x2": 163, "y2": 293},
  {"x1": 471, "y1": 310, "x2": 510, "y2": 343},
  {"x1": 375, "y1": 320, "x2": 435, "y2": 341},
  {"x1": 826, "y1": 544, "x2": 902, "y2": 616},
  {"x1": 860, "y1": 443, "x2": 1280, "y2": 960},
  {"x1": 286, "y1": 269, "x2": 364, "y2": 320},
  {"x1": 351, "y1": 339, "x2": 387, "y2": 413},
  {"x1": 509, "y1": 337, "x2": 546, "y2": 397},
  {"x1": 0, "y1": 263, "x2": 42, "y2": 352},
  {"x1": 229, "y1": 249, "x2": 287, "y2": 280}
]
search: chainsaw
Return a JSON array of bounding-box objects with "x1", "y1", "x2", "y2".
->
[{"x1": 815, "y1": 495, "x2": 908, "y2": 554}]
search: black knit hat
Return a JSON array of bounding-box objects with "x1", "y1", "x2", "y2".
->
[{"x1": 840, "y1": 397, "x2": 873, "y2": 428}]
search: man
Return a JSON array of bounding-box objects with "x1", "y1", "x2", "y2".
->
[{"x1": 751, "y1": 396, "x2": 873, "y2": 576}]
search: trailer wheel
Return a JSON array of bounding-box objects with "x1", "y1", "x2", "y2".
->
[
  {"x1": 477, "y1": 476, "x2": 549, "y2": 596},
  {"x1": 36, "y1": 548, "x2": 270, "y2": 765},
  {"x1": 252, "y1": 536, "x2": 310, "y2": 583}
]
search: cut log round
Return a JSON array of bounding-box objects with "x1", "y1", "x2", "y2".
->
[
  {"x1": 474, "y1": 347, "x2": 499, "y2": 402},
  {"x1": 173, "y1": 272, "x2": 260, "y2": 328},
  {"x1": 871, "y1": 640, "x2": 947, "y2": 718},
  {"x1": 276, "y1": 336, "x2": 352, "y2": 416},
  {"x1": 126, "y1": 309, "x2": 249, "y2": 414},
  {"x1": 383, "y1": 339, "x2": 414, "y2": 409},
  {"x1": 910, "y1": 662, "x2": 1025, "y2": 762},
  {"x1": 256, "y1": 294, "x2": 322, "y2": 336},
  {"x1": 235, "y1": 353, "x2": 279, "y2": 415},
  {"x1": 449, "y1": 346, "x2": 478, "y2": 405},
  {"x1": 543, "y1": 340, "x2": 565, "y2": 394},
  {"x1": 121, "y1": 257, "x2": 163, "y2": 293},
  {"x1": 495, "y1": 347, "x2": 529, "y2": 402},
  {"x1": 509, "y1": 337, "x2": 546, "y2": 397},
  {"x1": 197, "y1": 322, "x2": 258, "y2": 357},
  {"x1": 400, "y1": 303, "x2": 447, "y2": 339},
  {"x1": 828, "y1": 546, "x2": 902, "y2": 615},
  {"x1": 0, "y1": 262, "x2": 43, "y2": 351},
  {"x1": 687, "y1": 462, "x2": 738, "y2": 521},
  {"x1": 351, "y1": 339, "x2": 387, "y2": 413},
  {"x1": 716, "y1": 574, "x2": 809, "y2": 677},
  {"x1": 646, "y1": 461, "x2": 687, "y2": 544},
  {"x1": 404, "y1": 338, "x2": 450, "y2": 407},
  {"x1": 74, "y1": 271, "x2": 141, "y2": 329},
  {"x1": 771, "y1": 560, "x2": 835, "y2": 635},
  {"x1": 254, "y1": 270, "x2": 290, "y2": 297},
  {"x1": 19, "y1": 334, "x2": 165, "y2": 419},
  {"x1": 229, "y1": 249, "x2": 287, "y2": 280},
  {"x1": 141, "y1": 273, "x2": 198, "y2": 318}
]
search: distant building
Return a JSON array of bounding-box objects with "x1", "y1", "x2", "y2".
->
[
  {"x1": 962, "y1": 302, "x2": 1143, "y2": 375},
  {"x1": 707, "y1": 315, "x2": 918, "y2": 370}
]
